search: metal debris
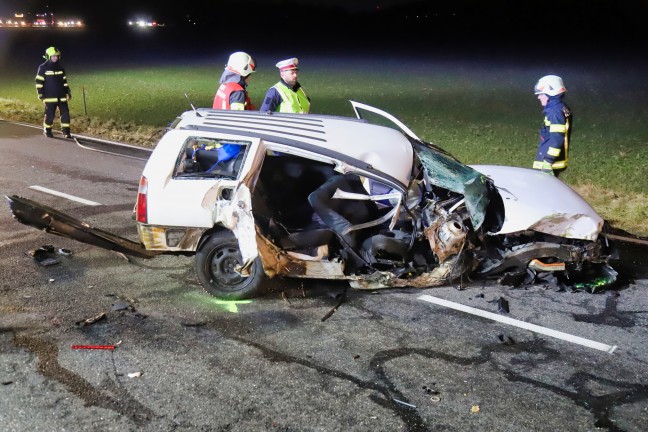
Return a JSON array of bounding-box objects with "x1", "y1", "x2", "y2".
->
[
  {"x1": 57, "y1": 247, "x2": 73, "y2": 256},
  {"x1": 393, "y1": 399, "x2": 416, "y2": 408}
]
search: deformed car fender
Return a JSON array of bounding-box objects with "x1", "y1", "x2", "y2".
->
[{"x1": 471, "y1": 165, "x2": 603, "y2": 241}]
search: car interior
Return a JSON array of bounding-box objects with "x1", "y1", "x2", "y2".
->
[
  {"x1": 251, "y1": 153, "x2": 415, "y2": 270},
  {"x1": 175, "y1": 137, "x2": 249, "y2": 179}
]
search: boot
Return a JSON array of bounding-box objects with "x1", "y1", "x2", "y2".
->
[
  {"x1": 62, "y1": 128, "x2": 72, "y2": 139},
  {"x1": 44, "y1": 128, "x2": 54, "y2": 138}
]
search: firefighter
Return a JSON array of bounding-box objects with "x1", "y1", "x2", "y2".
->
[
  {"x1": 533, "y1": 75, "x2": 572, "y2": 177},
  {"x1": 260, "y1": 58, "x2": 310, "y2": 113},
  {"x1": 212, "y1": 52, "x2": 256, "y2": 110},
  {"x1": 35, "y1": 46, "x2": 72, "y2": 138}
]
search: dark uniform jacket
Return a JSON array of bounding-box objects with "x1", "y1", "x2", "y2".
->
[
  {"x1": 35, "y1": 60, "x2": 71, "y2": 102},
  {"x1": 535, "y1": 95, "x2": 571, "y2": 170}
]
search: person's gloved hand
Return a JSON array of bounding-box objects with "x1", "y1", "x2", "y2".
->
[{"x1": 67, "y1": 94, "x2": 72, "y2": 101}]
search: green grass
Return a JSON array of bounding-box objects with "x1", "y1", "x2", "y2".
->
[{"x1": 1, "y1": 58, "x2": 646, "y2": 235}]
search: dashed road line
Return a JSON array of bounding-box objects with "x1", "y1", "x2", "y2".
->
[
  {"x1": 418, "y1": 294, "x2": 618, "y2": 354},
  {"x1": 29, "y1": 185, "x2": 102, "y2": 206}
]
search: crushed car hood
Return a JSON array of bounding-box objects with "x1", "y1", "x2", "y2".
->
[{"x1": 470, "y1": 165, "x2": 603, "y2": 241}]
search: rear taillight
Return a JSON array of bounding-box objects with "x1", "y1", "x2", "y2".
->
[{"x1": 136, "y1": 176, "x2": 148, "y2": 223}]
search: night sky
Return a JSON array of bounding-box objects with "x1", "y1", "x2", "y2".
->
[{"x1": 2, "y1": 0, "x2": 647, "y2": 59}]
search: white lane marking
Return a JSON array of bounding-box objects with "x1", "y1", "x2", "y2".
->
[
  {"x1": 418, "y1": 294, "x2": 618, "y2": 354},
  {"x1": 29, "y1": 185, "x2": 102, "y2": 206}
]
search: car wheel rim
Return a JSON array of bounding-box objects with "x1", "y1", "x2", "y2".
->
[{"x1": 209, "y1": 245, "x2": 248, "y2": 287}]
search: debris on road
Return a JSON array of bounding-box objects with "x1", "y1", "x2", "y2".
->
[
  {"x1": 75, "y1": 311, "x2": 106, "y2": 327},
  {"x1": 393, "y1": 399, "x2": 417, "y2": 408},
  {"x1": 128, "y1": 371, "x2": 142, "y2": 378},
  {"x1": 28, "y1": 245, "x2": 59, "y2": 266},
  {"x1": 497, "y1": 297, "x2": 510, "y2": 313},
  {"x1": 58, "y1": 247, "x2": 73, "y2": 256},
  {"x1": 321, "y1": 286, "x2": 348, "y2": 322},
  {"x1": 470, "y1": 405, "x2": 480, "y2": 413},
  {"x1": 497, "y1": 334, "x2": 516, "y2": 345},
  {"x1": 72, "y1": 345, "x2": 116, "y2": 350},
  {"x1": 112, "y1": 299, "x2": 131, "y2": 311},
  {"x1": 422, "y1": 385, "x2": 439, "y2": 395}
]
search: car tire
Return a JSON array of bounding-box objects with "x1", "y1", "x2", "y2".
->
[{"x1": 195, "y1": 230, "x2": 266, "y2": 299}]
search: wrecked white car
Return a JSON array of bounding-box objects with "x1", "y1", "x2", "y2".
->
[{"x1": 6, "y1": 102, "x2": 615, "y2": 299}]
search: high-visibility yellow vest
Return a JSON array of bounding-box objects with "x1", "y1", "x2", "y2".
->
[{"x1": 273, "y1": 83, "x2": 310, "y2": 113}]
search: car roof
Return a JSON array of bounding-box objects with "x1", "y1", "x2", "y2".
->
[{"x1": 174, "y1": 109, "x2": 414, "y2": 187}]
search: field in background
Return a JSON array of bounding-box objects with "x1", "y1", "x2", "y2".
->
[{"x1": 1, "y1": 55, "x2": 646, "y2": 235}]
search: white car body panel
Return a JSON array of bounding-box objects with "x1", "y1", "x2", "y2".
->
[
  {"x1": 173, "y1": 109, "x2": 414, "y2": 187},
  {"x1": 141, "y1": 129, "x2": 260, "y2": 227},
  {"x1": 472, "y1": 165, "x2": 603, "y2": 241}
]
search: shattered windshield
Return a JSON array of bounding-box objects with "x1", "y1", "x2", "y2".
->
[{"x1": 412, "y1": 140, "x2": 492, "y2": 230}]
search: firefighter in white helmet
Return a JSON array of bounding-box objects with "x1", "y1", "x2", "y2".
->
[
  {"x1": 260, "y1": 58, "x2": 310, "y2": 113},
  {"x1": 212, "y1": 51, "x2": 256, "y2": 110},
  {"x1": 533, "y1": 75, "x2": 572, "y2": 177}
]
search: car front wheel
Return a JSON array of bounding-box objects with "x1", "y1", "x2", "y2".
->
[{"x1": 195, "y1": 231, "x2": 266, "y2": 299}]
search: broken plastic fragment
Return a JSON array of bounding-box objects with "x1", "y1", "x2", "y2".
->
[
  {"x1": 75, "y1": 312, "x2": 107, "y2": 327},
  {"x1": 128, "y1": 371, "x2": 142, "y2": 378},
  {"x1": 28, "y1": 247, "x2": 60, "y2": 266},
  {"x1": 72, "y1": 345, "x2": 115, "y2": 350},
  {"x1": 112, "y1": 300, "x2": 131, "y2": 311},
  {"x1": 497, "y1": 297, "x2": 509, "y2": 313},
  {"x1": 470, "y1": 405, "x2": 480, "y2": 413}
]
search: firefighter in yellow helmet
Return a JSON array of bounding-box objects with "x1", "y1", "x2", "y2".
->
[
  {"x1": 212, "y1": 52, "x2": 256, "y2": 110},
  {"x1": 35, "y1": 47, "x2": 72, "y2": 138},
  {"x1": 533, "y1": 75, "x2": 572, "y2": 177},
  {"x1": 260, "y1": 58, "x2": 310, "y2": 113}
]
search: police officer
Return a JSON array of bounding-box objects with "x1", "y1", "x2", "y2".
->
[
  {"x1": 212, "y1": 52, "x2": 256, "y2": 110},
  {"x1": 533, "y1": 75, "x2": 572, "y2": 177},
  {"x1": 260, "y1": 58, "x2": 310, "y2": 113},
  {"x1": 35, "y1": 46, "x2": 72, "y2": 138}
]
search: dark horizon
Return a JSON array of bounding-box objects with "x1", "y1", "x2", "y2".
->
[{"x1": 2, "y1": 0, "x2": 647, "y2": 74}]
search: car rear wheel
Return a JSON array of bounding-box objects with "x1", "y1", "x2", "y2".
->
[{"x1": 195, "y1": 231, "x2": 266, "y2": 299}]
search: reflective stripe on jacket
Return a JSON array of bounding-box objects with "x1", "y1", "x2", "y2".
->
[
  {"x1": 35, "y1": 60, "x2": 70, "y2": 100},
  {"x1": 212, "y1": 82, "x2": 253, "y2": 111},
  {"x1": 535, "y1": 96, "x2": 571, "y2": 170},
  {"x1": 273, "y1": 82, "x2": 310, "y2": 113}
]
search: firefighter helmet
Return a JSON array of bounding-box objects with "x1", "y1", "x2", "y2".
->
[
  {"x1": 44, "y1": 46, "x2": 61, "y2": 60},
  {"x1": 534, "y1": 75, "x2": 566, "y2": 96},
  {"x1": 225, "y1": 52, "x2": 256, "y2": 77}
]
